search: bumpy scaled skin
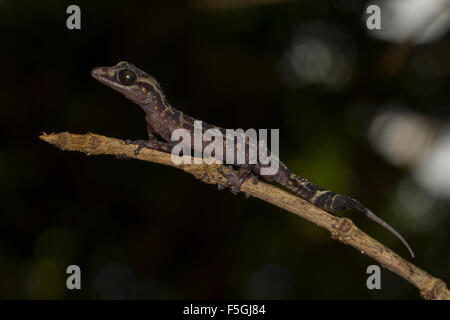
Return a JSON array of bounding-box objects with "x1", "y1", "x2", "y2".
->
[{"x1": 91, "y1": 61, "x2": 414, "y2": 258}]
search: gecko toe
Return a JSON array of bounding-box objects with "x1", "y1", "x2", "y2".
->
[
  {"x1": 218, "y1": 183, "x2": 229, "y2": 191},
  {"x1": 115, "y1": 153, "x2": 129, "y2": 160},
  {"x1": 230, "y1": 187, "x2": 240, "y2": 195},
  {"x1": 134, "y1": 145, "x2": 144, "y2": 155}
]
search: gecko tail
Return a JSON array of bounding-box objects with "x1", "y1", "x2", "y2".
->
[
  {"x1": 276, "y1": 168, "x2": 414, "y2": 258},
  {"x1": 364, "y1": 209, "x2": 415, "y2": 258},
  {"x1": 332, "y1": 194, "x2": 415, "y2": 258},
  {"x1": 272, "y1": 167, "x2": 415, "y2": 258}
]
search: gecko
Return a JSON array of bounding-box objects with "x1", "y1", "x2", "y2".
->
[{"x1": 91, "y1": 61, "x2": 414, "y2": 258}]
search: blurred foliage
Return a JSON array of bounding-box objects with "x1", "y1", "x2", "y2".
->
[{"x1": 0, "y1": 0, "x2": 448, "y2": 299}]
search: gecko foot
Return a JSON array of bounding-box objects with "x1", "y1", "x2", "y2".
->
[
  {"x1": 125, "y1": 139, "x2": 147, "y2": 155},
  {"x1": 125, "y1": 138, "x2": 171, "y2": 155},
  {"x1": 217, "y1": 166, "x2": 245, "y2": 195},
  {"x1": 217, "y1": 165, "x2": 256, "y2": 195}
]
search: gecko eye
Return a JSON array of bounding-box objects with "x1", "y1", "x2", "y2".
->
[{"x1": 117, "y1": 69, "x2": 137, "y2": 86}]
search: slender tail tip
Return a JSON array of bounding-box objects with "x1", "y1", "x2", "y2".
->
[{"x1": 366, "y1": 210, "x2": 415, "y2": 258}]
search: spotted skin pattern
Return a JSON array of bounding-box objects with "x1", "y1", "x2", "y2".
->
[{"x1": 91, "y1": 61, "x2": 414, "y2": 258}]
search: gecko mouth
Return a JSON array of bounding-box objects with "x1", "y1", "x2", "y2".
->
[
  {"x1": 91, "y1": 67, "x2": 121, "y2": 89},
  {"x1": 90, "y1": 67, "x2": 109, "y2": 82}
]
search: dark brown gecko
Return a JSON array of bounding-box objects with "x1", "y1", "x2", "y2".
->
[{"x1": 91, "y1": 61, "x2": 414, "y2": 258}]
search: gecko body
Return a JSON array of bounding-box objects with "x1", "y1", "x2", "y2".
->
[{"x1": 91, "y1": 61, "x2": 414, "y2": 258}]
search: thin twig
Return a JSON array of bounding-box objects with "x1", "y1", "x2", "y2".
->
[{"x1": 39, "y1": 131, "x2": 450, "y2": 300}]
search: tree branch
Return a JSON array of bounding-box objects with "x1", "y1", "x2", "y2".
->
[{"x1": 39, "y1": 131, "x2": 450, "y2": 300}]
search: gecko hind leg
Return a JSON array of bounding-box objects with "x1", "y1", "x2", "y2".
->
[{"x1": 218, "y1": 164, "x2": 258, "y2": 195}]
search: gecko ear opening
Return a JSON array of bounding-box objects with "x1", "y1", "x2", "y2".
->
[{"x1": 117, "y1": 69, "x2": 137, "y2": 86}]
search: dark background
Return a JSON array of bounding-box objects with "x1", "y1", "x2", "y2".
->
[{"x1": 0, "y1": 0, "x2": 449, "y2": 299}]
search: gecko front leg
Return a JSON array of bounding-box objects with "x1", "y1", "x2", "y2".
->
[{"x1": 126, "y1": 125, "x2": 176, "y2": 154}]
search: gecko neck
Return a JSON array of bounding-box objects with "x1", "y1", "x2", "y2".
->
[{"x1": 137, "y1": 86, "x2": 174, "y2": 115}]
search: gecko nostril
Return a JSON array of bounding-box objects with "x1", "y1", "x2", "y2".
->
[{"x1": 90, "y1": 67, "x2": 102, "y2": 78}]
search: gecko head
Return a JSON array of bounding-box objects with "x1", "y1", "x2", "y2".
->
[{"x1": 91, "y1": 61, "x2": 164, "y2": 107}]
